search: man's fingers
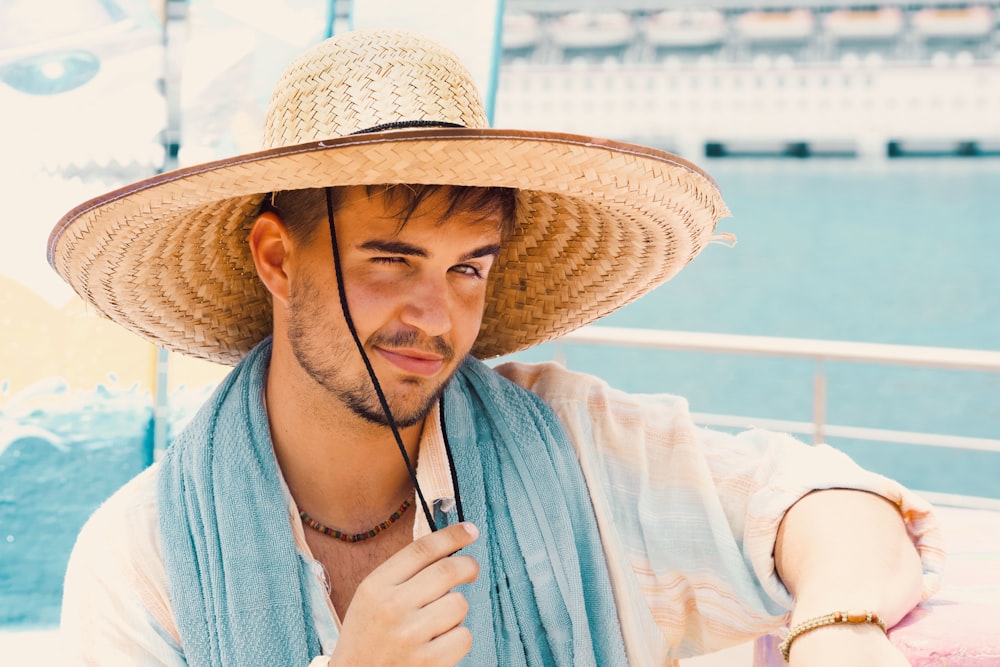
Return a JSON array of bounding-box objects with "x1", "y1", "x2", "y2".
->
[
  {"x1": 391, "y1": 590, "x2": 471, "y2": 651},
  {"x1": 402, "y1": 552, "x2": 479, "y2": 607},
  {"x1": 383, "y1": 521, "x2": 479, "y2": 582},
  {"x1": 419, "y1": 590, "x2": 471, "y2": 636},
  {"x1": 417, "y1": 624, "x2": 474, "y2": 665}
]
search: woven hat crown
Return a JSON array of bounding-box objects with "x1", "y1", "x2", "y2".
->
[{"x1": 263, "y1": 29, "x2": 490, "y2": 148}]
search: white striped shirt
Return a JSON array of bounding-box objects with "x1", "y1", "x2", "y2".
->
[{"x1": 61, "y1": 361, "x2": 943, "y2": 665}]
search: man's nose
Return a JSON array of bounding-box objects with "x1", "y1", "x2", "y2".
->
[{"x1": 399, "y1": 273, "x2": 453, "y2": 338}]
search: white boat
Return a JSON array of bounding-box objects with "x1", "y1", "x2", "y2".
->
[
  {"x1": 824, "y1": 8, "x2": 904, "y2": 41},
  {"x1": 913, "y1": 6, "x2": 995, "y2": 39},
  {"x1": 736, "y1": 9, "x2": 815, "y2": 43},
  {"x1": 644, "y1": 10, "x2": 727, "y2": 48},
  {"x1": 549, "y1": 11, "x2": 635, "y2": 50},
  {"x1": 502, "y1": 12, "x2": 542, "y2": 52}
]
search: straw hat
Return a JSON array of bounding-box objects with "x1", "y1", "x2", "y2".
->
[{"x1": 47, "y1": 29, "x2": 730, "y2": 366}]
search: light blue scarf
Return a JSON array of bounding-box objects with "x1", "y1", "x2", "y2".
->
[{"x1": 158, "y1": 339, "x2": 627, "y2": 665}]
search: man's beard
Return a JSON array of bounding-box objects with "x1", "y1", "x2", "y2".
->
[{"x1": 286, "y1": 274, "x2": 457, "y2": 428}]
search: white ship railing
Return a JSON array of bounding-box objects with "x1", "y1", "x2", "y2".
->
[{"x1": 553, "y1": 326, "x2": 1000, "y2": 509}]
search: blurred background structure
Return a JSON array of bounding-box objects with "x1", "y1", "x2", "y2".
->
[
  {"x1": 493, "y1": 1, "x2": 1000, "y2": 158},
  {"x1": 1, "y1": 1, "x2": 998, "y2": 664}
]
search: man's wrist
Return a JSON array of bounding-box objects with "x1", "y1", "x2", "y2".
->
[
  {"x1": 785, "y1": 622, "x2": 902, "y2": 666},
  {"x1": 781, "y1": 609, "x2": 887, "y2": 660}
]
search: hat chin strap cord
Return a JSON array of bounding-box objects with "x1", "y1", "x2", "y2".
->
[{"x1": 324, "y1": 188, "x2": 464, "y2": 534}]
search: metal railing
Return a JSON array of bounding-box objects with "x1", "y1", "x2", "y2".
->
[{"x1": 554, "y1": 325, "x2": 1000, "y2": 454}]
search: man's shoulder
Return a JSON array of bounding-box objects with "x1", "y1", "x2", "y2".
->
[
  {"x1": 69, "y1": 464, "x2": 163, "y2": 580},
  {"x1": 82, "y1": 464, "x2": 159, "y2": 529},
  {"x1": 62, "y1": 465, "x2": 182, "y2": 653},
  {"x1": 490, "y1": 359, "x2": 689, "y2": 412},
  {"x1": 490, "y1": 359, "x2": 603, "y2": 398}
]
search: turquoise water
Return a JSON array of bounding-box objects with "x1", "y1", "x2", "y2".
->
[
  {"x1": 1, "y1": 158, "x2": 998, "y2": 628},
  {"x1": 508, "y1": 158, "x2": 1000, "y2": 498}
]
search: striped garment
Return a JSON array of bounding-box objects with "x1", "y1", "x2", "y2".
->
[{"x1": 61, "y1": 360, "x2": 943, "y2": 666}]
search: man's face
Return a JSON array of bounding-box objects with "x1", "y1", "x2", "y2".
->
[{"x1": 286, "y1": 186, "x2": 503, "y2": 427}]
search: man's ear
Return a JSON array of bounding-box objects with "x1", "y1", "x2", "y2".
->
[{"x1": 250, "y1": 211, "x2": 292, "y2": 307}]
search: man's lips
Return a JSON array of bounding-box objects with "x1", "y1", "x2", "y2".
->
[{"x1": 375, "y1": 347, "x2": 446, "y2": 376}]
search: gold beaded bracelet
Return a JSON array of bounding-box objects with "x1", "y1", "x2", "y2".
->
[{"x1": 779, "y1": 609, "x2": 887, "y2": 661}]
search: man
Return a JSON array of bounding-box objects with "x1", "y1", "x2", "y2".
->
[{"x1": 53, "y1": 29, "x2": 941, "y2": 666}]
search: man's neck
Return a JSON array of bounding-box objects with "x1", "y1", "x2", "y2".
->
[{"x1": 263, "y1": 344, "x2": 425, "y2": 530}]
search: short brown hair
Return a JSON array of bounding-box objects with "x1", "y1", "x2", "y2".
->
[{"x1": 261, "y1": 184, "x2": 517, "y2": 242}]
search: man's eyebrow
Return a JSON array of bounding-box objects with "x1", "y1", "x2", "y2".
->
[
  {"x1": 359, "y1": 240, "x2": 501, "y2": 261},
  {"x1": 359, "y1": 240, "x2": 427, "y2": 257},
  {"x1": 462, "y1": 243, "x2": 501, "y2": 261}
]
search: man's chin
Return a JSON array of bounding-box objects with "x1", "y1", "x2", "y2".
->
[
  {"x1": 353, "y1": 404, "x2": 433, "y2": 429},
  {"x1": 345, "y1": 357, "x2": 464, "y2": 428},
  {"x1": 347, "y1": 386, "x2": 443, "y2": 429}
]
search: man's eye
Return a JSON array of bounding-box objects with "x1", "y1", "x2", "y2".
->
[
  {"x1": 452, "y1": 264, "x2": 484, "y2": 279},
  {"x1": 372, "y1": 257, "x2": 405, "y2": 265}
]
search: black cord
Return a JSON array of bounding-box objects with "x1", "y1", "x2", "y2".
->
[
  {"x1": 349, "y1": 120, "x2": 463, "y2": 135},
  {"x1": 439, "y1": 396, "x2": 465, "y2": 523},
  {"x1": 324, "y1": 187, "x2": 437, "y2": 532}
]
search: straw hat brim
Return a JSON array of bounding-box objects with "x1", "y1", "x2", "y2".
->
[{"x1": 47, "y1": 127, "x2": 729, "y2": 366}]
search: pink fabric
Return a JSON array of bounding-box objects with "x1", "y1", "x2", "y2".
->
[{"x1": 754, "y1": 504, "x2": 1000, "y2": 665}]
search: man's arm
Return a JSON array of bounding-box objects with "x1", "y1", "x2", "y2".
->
[
  {"x1": 775, "y1": 489, "x2": 923, "y2": 666},
  {"x1": 495, "y1": 360, "x2": 943, "y2": 660}
]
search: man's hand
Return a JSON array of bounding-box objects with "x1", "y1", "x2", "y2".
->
[{"x1": 331, "y1": 522, "x2": 480, "y2": 666}]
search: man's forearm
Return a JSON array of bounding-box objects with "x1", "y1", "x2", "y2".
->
[{"x1": 774, "y1": 489, "x2": 923, "y2": 663}]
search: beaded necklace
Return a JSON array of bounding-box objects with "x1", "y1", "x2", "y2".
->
[{"x1": 299, "y1": 498, "x2": 413, "y2": 543}]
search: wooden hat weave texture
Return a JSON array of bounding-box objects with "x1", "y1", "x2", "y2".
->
[{"x1": 47, "y1": 29, "x2": 731, "y2": 365}]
